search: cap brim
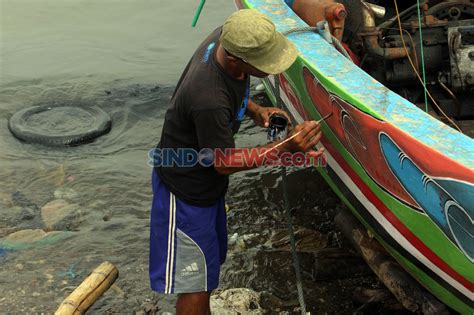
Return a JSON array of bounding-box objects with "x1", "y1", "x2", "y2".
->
[{"x1": 246, "y1": 33, "x2": 298, "y2": 75}]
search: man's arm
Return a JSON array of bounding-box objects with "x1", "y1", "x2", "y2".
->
[
  {"x1": 214, "y1": 120, "x2": 323, "y2": 175},
  {"x1": 245, "y1": 98, "x2": 261, "y2": 122}
]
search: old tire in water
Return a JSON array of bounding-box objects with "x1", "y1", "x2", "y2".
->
[{"x1": 8, "y1": 105, "x2": 112, "y2": 146}]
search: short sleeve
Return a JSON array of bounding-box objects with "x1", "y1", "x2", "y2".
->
[{"x1": 192, "y1": 108, "x2": 235, "y2": 150}]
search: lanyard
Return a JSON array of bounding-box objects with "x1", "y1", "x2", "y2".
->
[
  {"x1": 229, "y1": 78, "x2": 250, "y2": 129},
  {"x1": 235, "y1": 78, "x2": 250, "y2": 123}
]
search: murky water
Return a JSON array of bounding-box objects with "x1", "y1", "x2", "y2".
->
[{"x1": 0, "y1": 1, "x2": 384, "y2": 313}]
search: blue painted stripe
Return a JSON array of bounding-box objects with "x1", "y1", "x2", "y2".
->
[
  {"x1": 246, "y1": 0, "x2": 474, "y2": 168},
  {"x1": 380, "y1": 133, "x2": 473, "y2": 261}
]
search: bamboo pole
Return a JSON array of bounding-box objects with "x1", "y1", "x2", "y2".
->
[
  {"x1": 55, "y1": 261, "x2": 119, "y2": 315},
  {"x1": 334, "y1": 210, "x2": 449, "y2": 314}
]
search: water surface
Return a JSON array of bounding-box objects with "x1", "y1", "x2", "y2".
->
[{"x1": 0, "y1": 1, "x2": 381, "y2": 313}]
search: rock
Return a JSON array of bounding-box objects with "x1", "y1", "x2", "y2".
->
[
  {"x1": 0, "y1": 227, "x2": 15, "y2": 238},
  {"x1": 1, "y1": 198, "x2": 42, "y2": 232},
  {"x1": 19, "y1": 207, "x2": 36, "y2": 220},
  {"x1": 0, "y1": 229, "x2": 71, "y2": 250},
  {"x1": 229, "y1": 233, "x2": 238, "y2": 243},
  {"x1": 53, "y1": 187, "x2": 78, "y2": 201},
  {"x1": 4, "y1": 229, "x2": 60, "y2": 243},
  {"x1": 5, "y1": 192, "x2": 41, "y2": 227},
  {"x1": 0, "y1": 229, "x2": 67, "y2": 250},
  {"x1": 41, "y1": 199, "x2": 80, "y2": 231},
  {"x1": 5, "y1": 229, "x2": 47, "y2": 242},
  {"x1": 2, "y1": 206, "x2": 39, "y2": 229},
  {"x1": 11, "y1": 191, "x2": 39, "y2": 210},
  {"x1": 15, "y1": 263, "x2": 24, "y2": 271},
  {"x1": 210, "y1": 288, "x2": 263, "y2": 314}
]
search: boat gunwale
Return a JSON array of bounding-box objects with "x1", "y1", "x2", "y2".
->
[
  {"x1": 236, "y1": 0, "x2": 474, "y2": 312},
  {"x1": 240, "y1": 0, "x2": 474, "y2": 169}
]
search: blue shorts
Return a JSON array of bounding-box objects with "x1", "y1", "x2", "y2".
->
[{"x1": 149, "y1": 170, "x2": 227, "y2": 294}]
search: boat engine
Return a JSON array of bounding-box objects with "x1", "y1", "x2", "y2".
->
[{"x1": 349, "y1": 0, "x2": 474, "y2": 119}]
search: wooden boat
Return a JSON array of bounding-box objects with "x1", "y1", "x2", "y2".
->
[{"x1": 235, "y1": 0, "x2": 474, "y2": 313}]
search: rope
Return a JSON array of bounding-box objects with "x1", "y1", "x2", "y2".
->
[
  {"x1": 281, "y1": 166, "x2": 308, "y2": 315},
  {"x1": 416, "y1": 0, "x2": 429, "y2": 113},
  {"x1": 277, "y1": 25, "x2": 352, "y2": 314},
  {"x1": 271, "y1": 74, "x2": 308, "y2": 314},
  {"x1": 191, "y1": 0, "x2": 206, "y2": 28},
  {"x1": 393, "y1": 0, "x2": 463, "y2": 132},
  {"x1": 282, "y1": 26, "x2": 352, "y2": 60}
]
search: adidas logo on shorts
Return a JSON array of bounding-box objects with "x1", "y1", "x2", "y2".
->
[{"x1": 181, "y1": 262, "x2": 199, "y2": 276}]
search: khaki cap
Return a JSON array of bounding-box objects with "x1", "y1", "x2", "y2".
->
[{"x1": 220, "y1": 9, "x2": 298, "y2": 75}]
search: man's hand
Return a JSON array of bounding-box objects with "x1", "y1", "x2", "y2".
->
[
  {"x1": 246, "y1": 99, "x2": 291, "y2": 128},
  {"x1": 281, "y1": 120, "x2": 324, "y2": 158},
  {"x1": 253, "y1": 106, "x2": 292, "y2": 128},
  {"x1": 214, "y1": 120, "x2": 324, "y2": 176}
]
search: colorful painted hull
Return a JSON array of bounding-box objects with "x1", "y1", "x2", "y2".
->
[{"x1": 235, "y1": 0, "x2": 473, "y2": 313}]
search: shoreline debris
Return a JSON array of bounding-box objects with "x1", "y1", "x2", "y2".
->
[{"x1": 55, "y1": 261, "x2": 119, "y2": 314}]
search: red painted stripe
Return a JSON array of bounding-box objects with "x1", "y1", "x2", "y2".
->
[{"x1": 322, "y1": 138, "x2": 474, "y2": 292}]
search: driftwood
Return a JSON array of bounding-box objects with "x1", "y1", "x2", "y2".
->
[
  {"x1": 55, "y1": 261, "x2": 119, "y2": 314},
  {"x1": 334, "y1": 210, "x2": 449, "y2": 314}
]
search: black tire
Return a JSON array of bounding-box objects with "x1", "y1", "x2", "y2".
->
[{"x1": 8, "y1": 105, "x2": 112, "y2": 146}]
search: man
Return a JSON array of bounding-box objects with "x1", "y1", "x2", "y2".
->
[{"x1": 149, "y1": 9, "x2": 323, "y2": 314}]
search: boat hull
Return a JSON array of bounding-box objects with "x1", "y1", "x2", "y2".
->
[{"x1": 236, "y1": 0, "x2": 474, "y2": 313}]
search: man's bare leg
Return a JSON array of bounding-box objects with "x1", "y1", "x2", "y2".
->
[{"x1": 176, "y1": 292, "x2": 211, "y2": 315}]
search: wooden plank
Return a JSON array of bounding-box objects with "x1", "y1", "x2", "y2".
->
[{"x1": 334, "y1": 210, "x2": 449, "y2": 314}]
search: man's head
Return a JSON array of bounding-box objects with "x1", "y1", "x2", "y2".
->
[{"x1": 220, "y1": 9, "x2": 298, "y2": 77}]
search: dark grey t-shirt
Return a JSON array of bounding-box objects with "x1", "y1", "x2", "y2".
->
[{"x1": 155, "y1": 27, "x2": 249, "y2": 206}]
